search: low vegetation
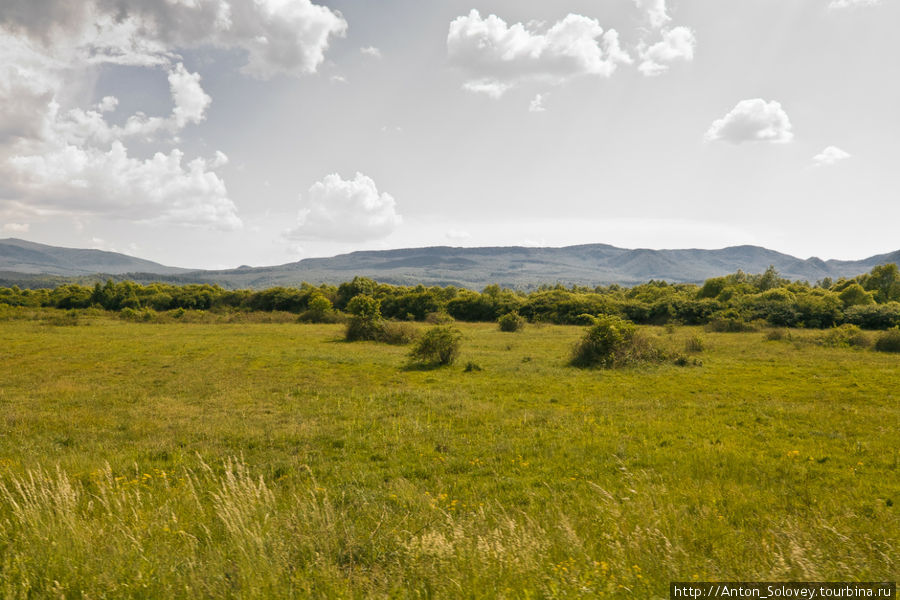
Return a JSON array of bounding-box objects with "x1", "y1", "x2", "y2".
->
[
  {"x1": 0, "y1": 314, "x2": 896, "y2": 596},
  {"x1": 408, "y1": 325, "x2": 463, "y2": 366}
]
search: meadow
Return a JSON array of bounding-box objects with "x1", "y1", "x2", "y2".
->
[{"x1": 0, "y1": 309, "x2": 897, "y2": 598}]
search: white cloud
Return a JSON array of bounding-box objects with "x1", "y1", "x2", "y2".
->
[
  {"x1": 828, "y1": 0, "x2": 881, "y2": 10},
  {"x1": 169, "y1": 63, "x2": 212, "y2": 128},
  {"x1": 360, "y1": 46, "x2": 382, "y2": 59},
  {"x1": 529, "y1": 93, "x2": 547, "y2": 113},
  {"x1": 813, "y1": 146, "x2": 851, "y2": 166},
  {"x1": 287, "y1": 173, "x2": 402, "y2": 242},
  {"x1": 705, "y1": 99, "x2": 794, "y2": 144},
  {"x1": 330, "y1": 74, "x2": 348, "y2": 84},
  {"x1": 0, "y1": 0, "x2": 347, "y2": 78},
  {"x1": 447, "y1": 10, "x2": 631, "y2": 97},
  {"x1": 97, "y1": 96, "x2": 118, "y2": 112},
  {"x1": 634, "y1": 0, "x2": 671, "y2": 29},
  {"x1": 2, "y1": 222, "x2": 29, "y2": 233},
  {"x1": 638, "y1": 26, "x2": 696, "y2": 76},
  {"x1": 7, "y1": 142, "x2": 241, "y2": 229}
]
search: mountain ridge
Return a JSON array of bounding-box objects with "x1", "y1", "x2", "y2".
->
[{"x1": 2, "y1": 238, "x2": 898, "y2": 289}]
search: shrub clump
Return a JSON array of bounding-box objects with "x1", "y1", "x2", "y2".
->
[
  {"x1": 298, "y1": 294, "x2": 342, "y2": 324},
  {"x1": 345, "y1": 295, "x2": 384, "y2": 341},
  {"x1": 380, "y1": 322, "x2": 420, "y2": 345},
  {"x1": 498, "y1": 311, "x2": 525, "y2": 332},
  {"x1": 425, "y1": 311, "x2": 455, "y2": 324},
  {"x1": 570, "y1": 315, "x2": 665, "y2": 368},
  {"x1": 704, "y1": 313, "x2": 756, "y2": 333},
  {"x1": 821, "y1": 324, "x2": 871, "y2": 348},
  {"x1": 684, "y1": 334, "x2": 705, "y2": 353},
  {"x1": 409, "y1": 325, "x2": 462, "y2": 366},
  {"x1": 874, "y1": 328, "x2": 900, "y2": 353}
]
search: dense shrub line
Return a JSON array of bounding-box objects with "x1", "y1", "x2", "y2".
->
[{"x1": 1, "y1": 263, "x2": 899, "y2": 330}]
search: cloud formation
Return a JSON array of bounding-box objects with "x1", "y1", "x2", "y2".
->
[
  {"x1": 447, "y1": 10, "x2": 630, "y2": 97},
  {"x1": 287, "y1": 173, "x2": 402, "y2": 242},
  {"x1": 813, "y1": 146, "x2": 851, "y2": 166},
  {"x1": 0, "y1": 0, "x2": 345, "y2": 230},
  {"x1": 705, "y1": 99, "x2": 794, "y2": 144},
  {"x1": 634, "y1": 0, "x2": 672, "y2": 29},
  {"x1": 638, "y1": 26, "x2": 696, "y2": 76},
  {"x1": 529, "y1": 93, "x2": 547, "y2": 113},
  {"x1": 0, "y1": 0, "x2": 347, "y2": 77},
  {"x1": 632, "y1": 0, "x2": 696, "y2": 77}
]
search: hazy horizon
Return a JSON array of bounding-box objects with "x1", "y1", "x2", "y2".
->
[{"x1": 1, "y1": 0, "x2": 898, "y2": 269}]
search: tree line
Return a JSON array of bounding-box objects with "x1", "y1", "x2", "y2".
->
[{"x1": 1, "y1": 264, "x2": 899, "y2": 330}]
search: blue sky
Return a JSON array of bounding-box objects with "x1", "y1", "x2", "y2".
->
[{"x1": 1, "y1": 0, "x2": 897, "y2": 268}]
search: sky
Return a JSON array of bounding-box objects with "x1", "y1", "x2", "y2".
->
[{"x1": 0, "y1": 0, "x2": 897, "y2": 269}]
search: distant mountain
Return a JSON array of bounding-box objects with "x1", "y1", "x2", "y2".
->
[
  {"x1": 0, "y1": 238, "x2": 188, "y2": 276},
  {"x1": 1, "y1": 238, "x2": 898, "y2": 289}
]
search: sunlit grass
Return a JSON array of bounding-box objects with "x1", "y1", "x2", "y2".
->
[{"x1": 0, "y1": 311, "x2": 897, "y2": 597}]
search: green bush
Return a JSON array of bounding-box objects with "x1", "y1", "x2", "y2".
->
[
  {"x1": 570, "y1": 315, "x2": 664, "y2": 368},
  {"x1": 498, "y1": 311, "x2": 525, "y2": 332},
  {"x1": 380, "y1": 322, "x2": 420, "y2": 345},
  {"x1": 684, "y1": 335, "x2": 705, "y2": 353},
  {"x1": 821, "y1": 324, "x2": 871, "y2": 348},
  {"x1": 409, "y1": 325, "x2": 462, "y2": 366},
  {"x1": 874, "y1": 328, "x2": 900, "y2": 353},
  {"x1": 424, "y1": 311, "x2": 454, "y2": 324},
  {"x1": 345, "y1": 295, "x2": 384, "y2": 341}
]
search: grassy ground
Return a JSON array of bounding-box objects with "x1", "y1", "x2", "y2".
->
[{"x1": 0, "y1": 310, "x2": 897, "y2": 598}]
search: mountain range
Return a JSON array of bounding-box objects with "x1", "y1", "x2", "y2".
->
[{"x1": 2, "y1": 237, "x2": 898, "y2": 290}]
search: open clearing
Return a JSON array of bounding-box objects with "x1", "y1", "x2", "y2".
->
[{"x1": 0, "y1": 314, "x2": 897, "y2": 598}]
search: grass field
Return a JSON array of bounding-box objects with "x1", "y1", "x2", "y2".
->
[{"x1": 0, "y1": 310, "x2": 897, "y2": 598}]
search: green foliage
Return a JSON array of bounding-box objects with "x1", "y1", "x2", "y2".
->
[
  {"x1": 498, "y1": 311, "x2": 525, "y2": 332},
  {"x1": 345, "y1": 294, "x2": 384, "y2": 341},
  {"x1": 820, "y1": 324, "x2": 871, "y2": 348},
  {"x1": 409, "y1": 325, "x2": 462, "y2": 366},
  {"x1": 839, "y1": 283, "x2": 875, "y2": 308},
  {"x1": 684, "y1": 334, "x2": 705, "y2": 353},
  {"x1": 379, "y1": 321, "x2": 420, "y2": 345},
  {"x1": 874, "y1": 328, "x2": 900, "y2": 353},
  {"x1": 298, "y1": 293, "x2": 340, "y2": 323},
  {"x1": 570, "y1": 315, "x2": 663, "y2": 368}
]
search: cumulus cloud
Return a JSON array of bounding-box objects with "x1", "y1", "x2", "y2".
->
[
  {"x1": 287, "y1": 173, "x2": 402, "y2": 242},
  {"x1": 638, "y1": 26, "x2": 695, "y2": 76},
  {"x1": 529, "y1": 93, "x2": 547, "y2": 113},
  {"x1": 0, "y1": 0, "x2": 346, "y2": 229},
  {"x1": 0, "y1": 0, "x2": 347, "y2": 77},
  {"x1": 705, "y1": 99, "x2": 794, "y2": 144},
  {"x1": 813, "y1": 146, "x2": 851, "y2": 166},
  {"x1": 447, "y1": 10, "x2": 631, "y2": 97},
  {"x1": 634, "y1": 0, "x2": 671, "y2": 29},
  {"x1": 8, "y1": 142, "x2": 241, "y2": 229},
  {"x1": 828, "y1": 0, "x2": 881, "y2": 9}
]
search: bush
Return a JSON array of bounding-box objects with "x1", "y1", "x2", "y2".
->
[
  {"x1": 345, "y1": 295, "x2": 383, "y2": 341},
  {"x1": 424, "y1": 311, "x2": 454, "y2": 324},
  {"x1": 570, "y1": 315, "x2": 664, "y2": 368},
  {"x1": 498, "y1": 311, "x2": 525, "y2": 332},
  {"x1": 821, "y1": 324, "x2": 871, "y2": 348},
  {"x1": 765, "y1": 328, "x2": 789, "y2": 341},
  {"x1": 684, "y1": 335, "x2": 704, "y2": 353},
  {"x1": 874, "y1": 328, "x2": 900, "y2": 353},
  {"x1": 409, "y1": 325, "x2": 462, "y2": 366},
  {"x1": 705, "y1": 315, "x2": 756, "y2": 333},
  {"x1": 380, "y1": 321, "x2": 420, "y2": 345}
]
